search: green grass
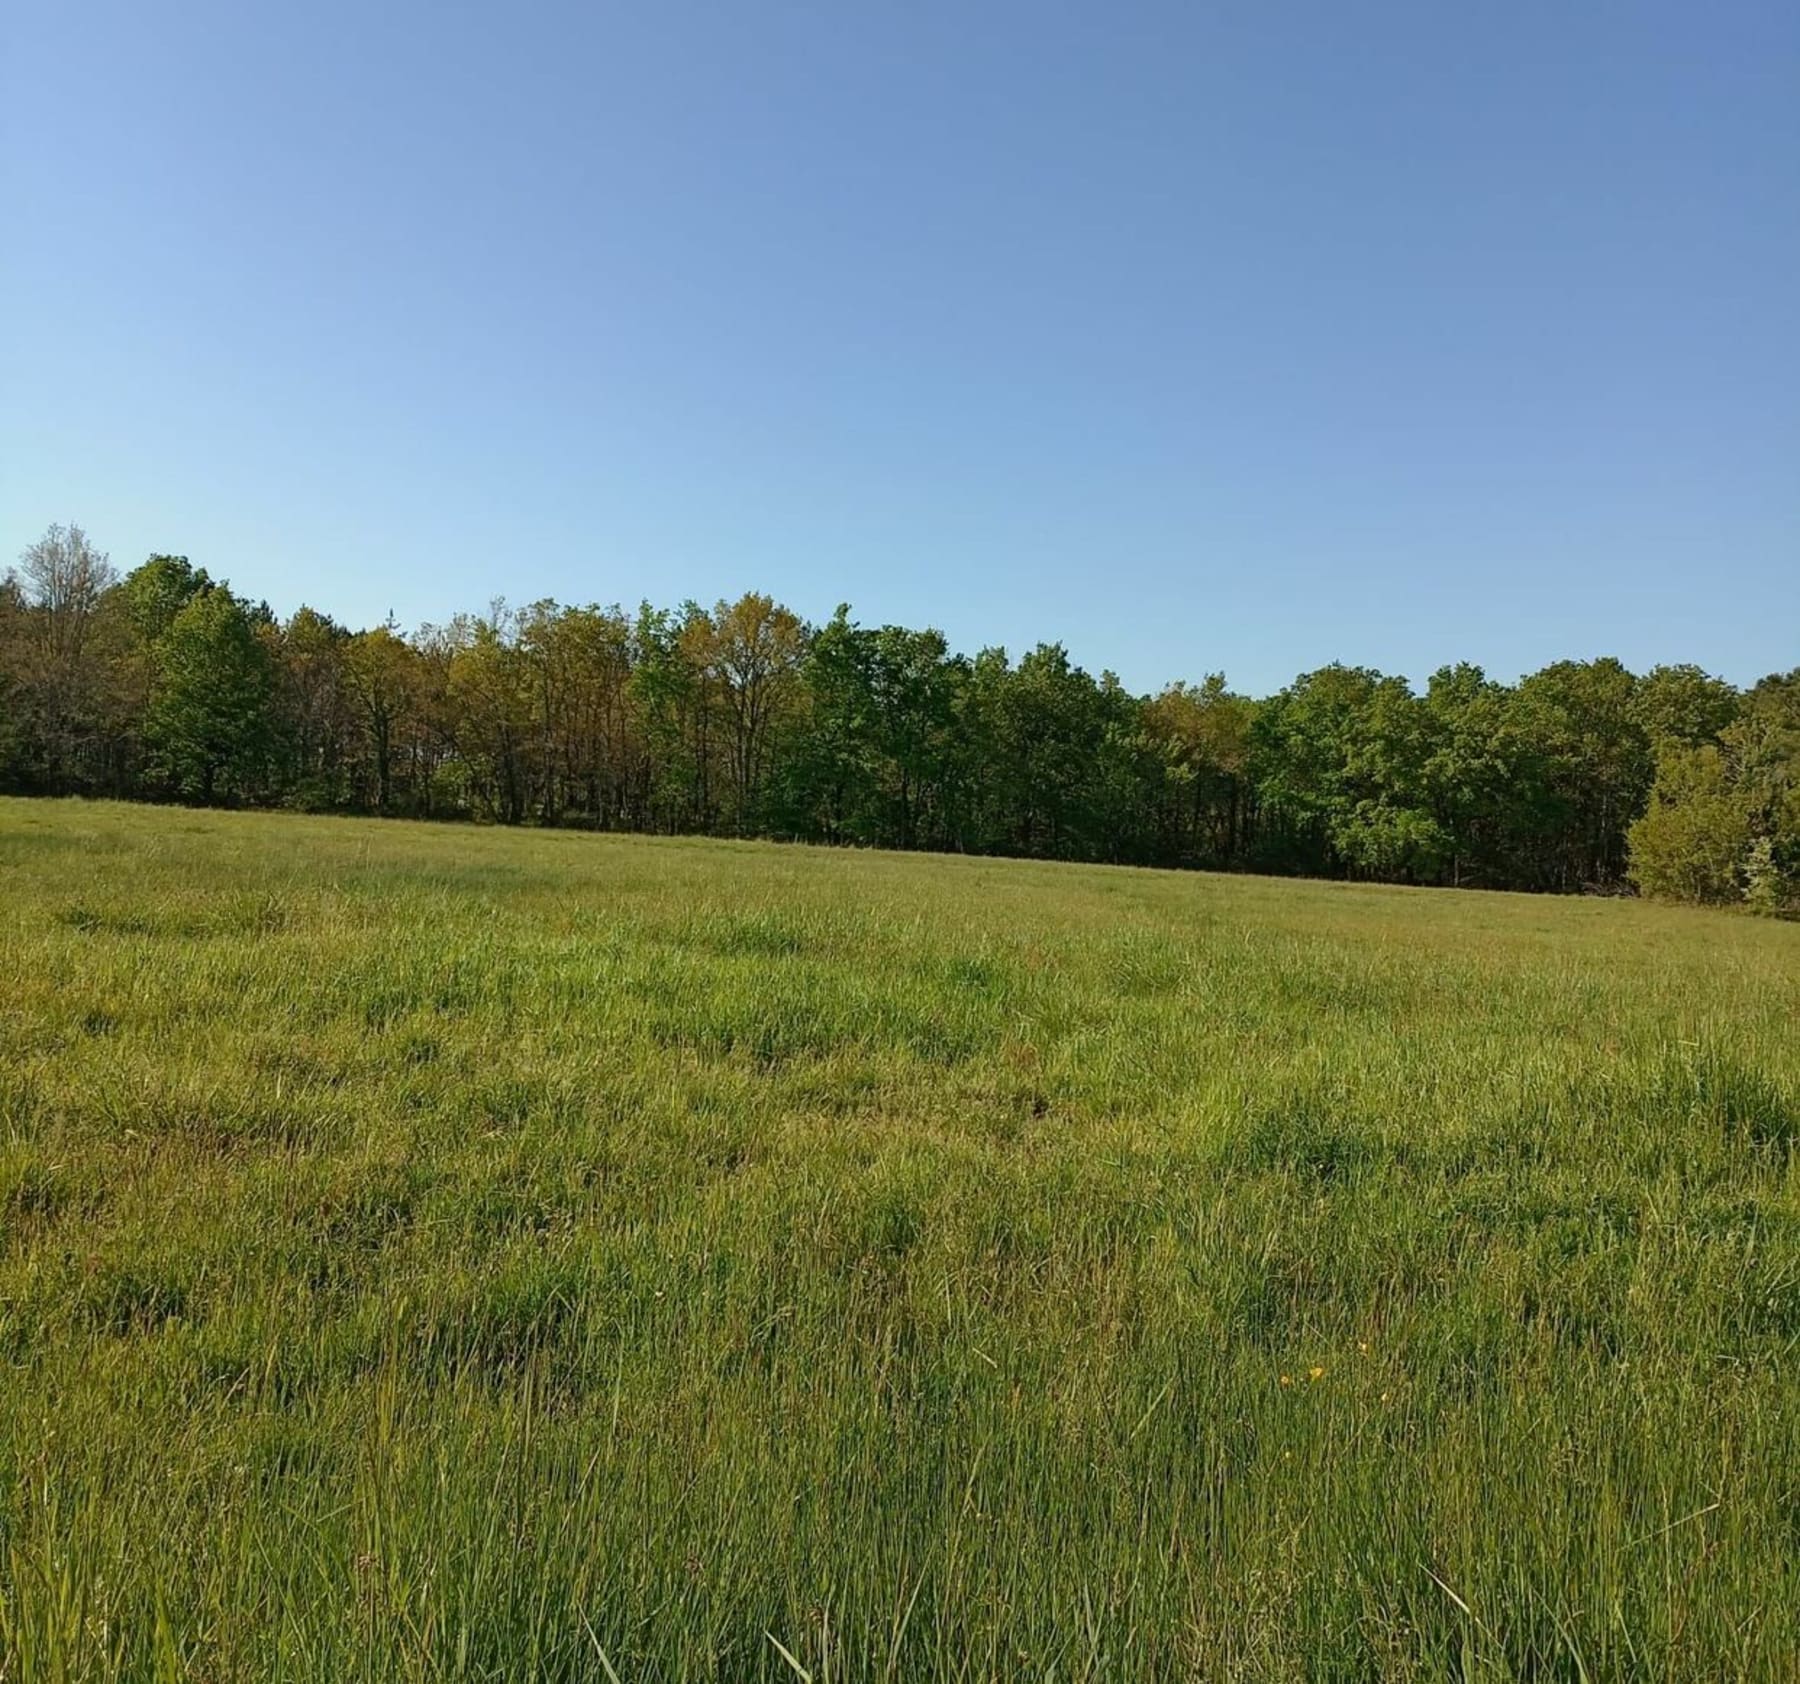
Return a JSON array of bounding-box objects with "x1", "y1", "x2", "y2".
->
[{"x1": 2, "y1": 798, "x2": 1798, "y2": 1682}]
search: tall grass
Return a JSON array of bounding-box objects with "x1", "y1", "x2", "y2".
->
[{"x1": 1, "y1": 798, "x2": 1797, "y2": 1680}]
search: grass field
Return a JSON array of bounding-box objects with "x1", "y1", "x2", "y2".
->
[{"x1": 2, "y1": 798, "x2": 1797, "y2": 1681}]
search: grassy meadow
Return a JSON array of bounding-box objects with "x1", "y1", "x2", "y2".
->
[{"x1": 2, "y1": 797, "x2": 1798, "y2": 1681}]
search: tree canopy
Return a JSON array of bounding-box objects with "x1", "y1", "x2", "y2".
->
[{"x1": 3, "y1": 525, "x2": 1792, "y2": 912}]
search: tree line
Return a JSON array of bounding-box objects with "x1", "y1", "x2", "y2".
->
[{"x1": 2, "y1": 524, "x2": 1794, "y2": 909}]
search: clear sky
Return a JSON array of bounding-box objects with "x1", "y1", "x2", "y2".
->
[{"x1": 3, "y1": 1, "x2": 1795, "y2": 696}]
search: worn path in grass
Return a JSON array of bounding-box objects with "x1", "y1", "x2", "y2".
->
[{"x1": 2, "y1": 798, "x2": 1798, "y2": 1680}]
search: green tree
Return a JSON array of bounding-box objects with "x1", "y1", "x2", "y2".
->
[
  {"x1": 1418, "y1": 664, "x2": 1542, "y2": 888},
  {"x1": 442, "y1": 608, "x2": 534, "y2": 823},
  {"x1": 709, "y1": 592, "x2": 809, "y2": 833},
  {"x1": 1725, "y1": 670, "x2": 1800, "y2": 903},
  {"x1": 516, "y1": 601, "x2": 636, "y2": 827},
  {"x1": 780, "y1": 606, "x2": 879, "y2": 842},
  {"x1": 860, "y1": 624, "x2": 960, "y2": 849},
  {"x1": 1513, "y1": 658, "x2": 1651, "y2": 891},
  {"x1": 1627, "y1": 745, "x2": 1753, "y2": 904},
  {"x1": 145, "y1": 587, "x2": 278, "y2": 803},
  {"x1": 629, "y1": 602, "x2": 721, "y2": 833},
  {"x1": 278, "y1": 607, "x2": 352, "y2": 809},
  {"x1": 119, "y1": 554, "x2": 212, "y2": 646},
  {"x1": 343, "y1": 620, "x2": 424, "y2": 812},
  {"x1": 782, "y1": 611, "x2": 964, "y2": 849},
  {"x1": 1252, "y1": 665, "x2": 1441, "y2": 879},
  {"x1": 1630, "y1": 663, "x2": 1739, "y2": 750},
  {"x1": 968, "y1": 644, "x2": 1127, "y2": 860},
  {"x1": 1141, "y1": 676, "x2": 1258, "y2": 868}
]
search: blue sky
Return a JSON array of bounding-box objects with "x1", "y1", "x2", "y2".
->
[{"x1": 3, "y1": 1, "x2": 1795, "y2": 696}]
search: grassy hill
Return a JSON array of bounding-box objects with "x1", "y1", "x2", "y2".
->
[{"x1": 2, "y1": 799, "x2": 1797, "y2": 1680}]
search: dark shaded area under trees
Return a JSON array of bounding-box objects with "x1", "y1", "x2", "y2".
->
[{"x1": 3, "y1": 525, "x2": 1794, "y2": 910}]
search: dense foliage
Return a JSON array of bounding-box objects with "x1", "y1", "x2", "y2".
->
[{"x1": 3, "y1": 524, "x2": 1793, "y2": 906}]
